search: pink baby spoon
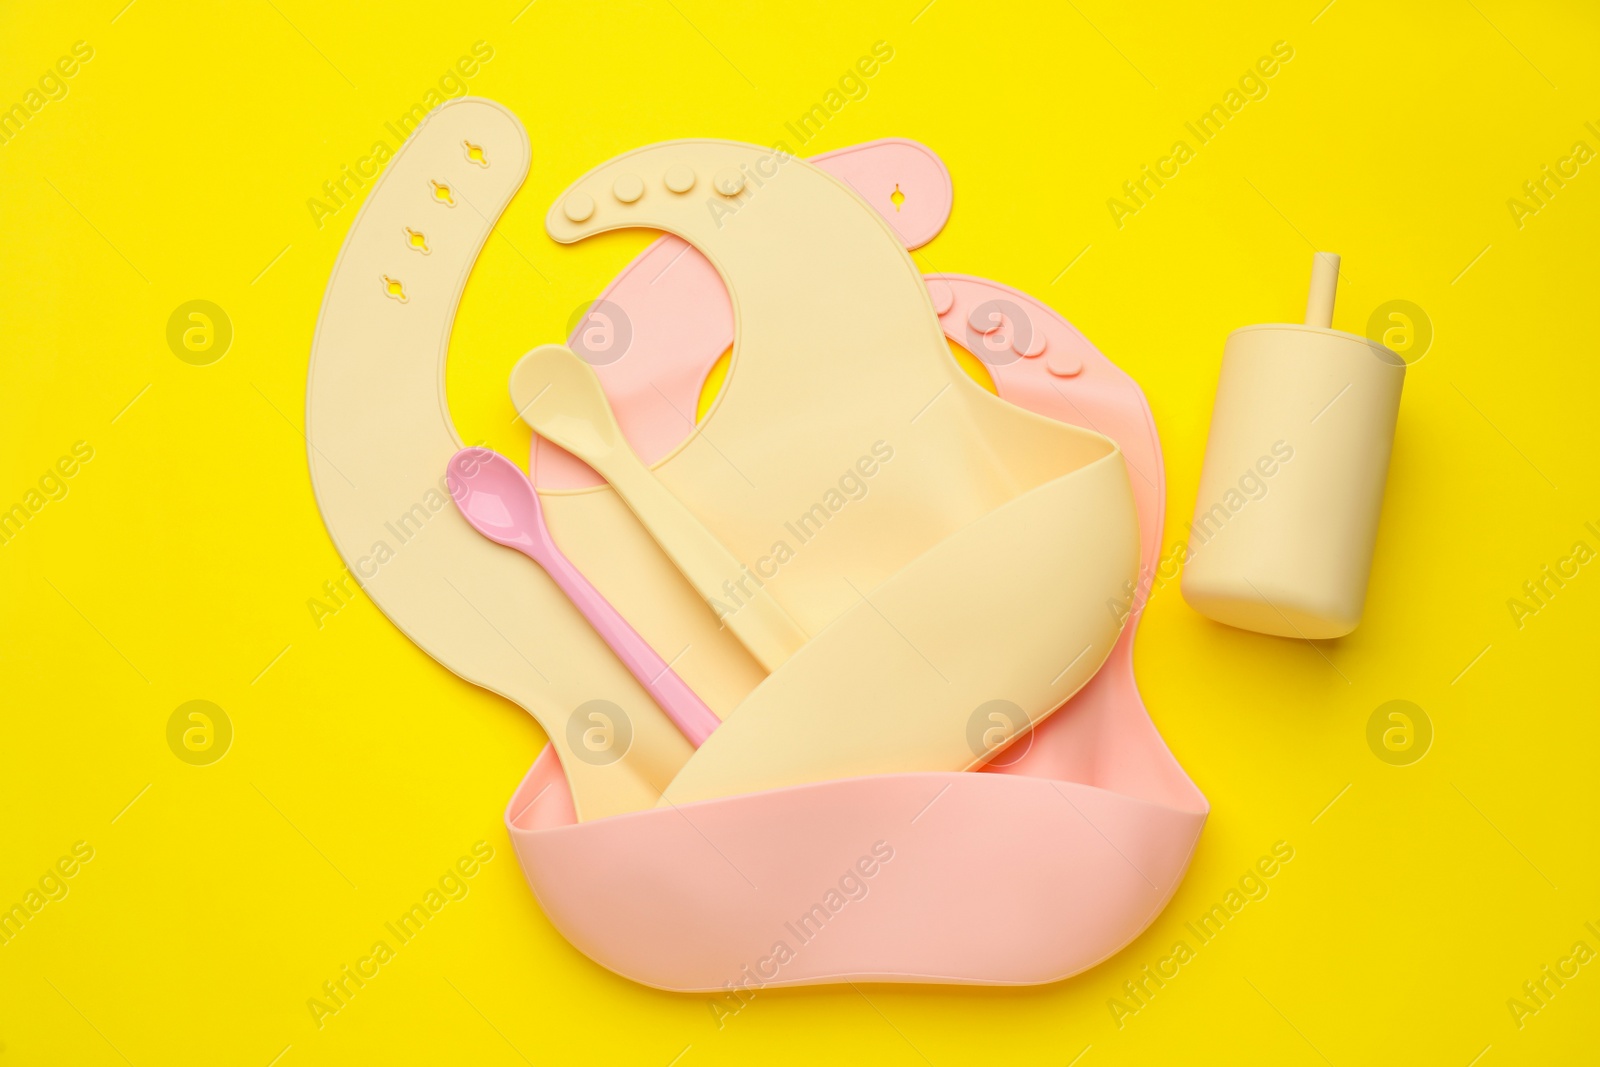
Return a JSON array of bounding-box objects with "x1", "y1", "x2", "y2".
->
[{"x1": 446, "y1": 447, "x2": 721, "y2": 747}]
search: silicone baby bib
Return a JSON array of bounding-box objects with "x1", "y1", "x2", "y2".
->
[
  {"x1": 536, "y1": 138, "x2": 1138, "y2": 807},
  {"x1": 306, "y1": 99, "x2": 1207, "y2": 989},
  {"x1": 504, "y1": 227, "x2": 1206, "y2": 991}
]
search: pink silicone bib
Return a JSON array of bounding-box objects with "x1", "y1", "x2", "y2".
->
[{"x1": 505, "y1": 140, "x2": 1206, "y2": 990}]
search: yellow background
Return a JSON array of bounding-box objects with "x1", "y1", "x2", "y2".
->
[{"x1": 3, "y1": 0, "x2": 1598, "y2": 1063}]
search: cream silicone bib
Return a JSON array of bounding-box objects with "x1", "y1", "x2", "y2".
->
[{"x1": 309, "y1": 100, "x2": 1139, "y2": 817}]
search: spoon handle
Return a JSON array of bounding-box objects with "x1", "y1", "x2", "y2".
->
[
  {"x1": 601, "y1": 448, "x2": 809, "y2": 674},
  {"x1": 533, "y1": 537, "x2": 721, "y2": 747}
]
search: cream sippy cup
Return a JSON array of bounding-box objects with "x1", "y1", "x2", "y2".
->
[{"x1": 1180, "y1": 252, "x2": 1405, "y2": 639}]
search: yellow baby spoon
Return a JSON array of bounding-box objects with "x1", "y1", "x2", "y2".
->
[{"x1": 511, "y1": 344, "x2": 808, "y2": 673}]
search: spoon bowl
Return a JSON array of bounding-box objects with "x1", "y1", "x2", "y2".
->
[
  {"x1": 446, "y1": 447, "x2": 550, "y2": 555},
  {"x1": 511, "y1": 344, "x2": 626, "y2": 460}
]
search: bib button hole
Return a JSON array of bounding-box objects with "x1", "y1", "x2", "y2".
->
[
  {"x1": 430, "y1": 180, "x2": 455, "y2": 207},
  {"x1": 382, "y1": 275, "x2": 408, "y2": 303},
  {"x1": 403, "y1": 228, "x2": 430, "y2": 254},
  {"x1": 891, "y1": 183, "x2": 905, "y2": 211},
  {"x1": 464, "y1": 140, "x2": 488, "y2": 167}
]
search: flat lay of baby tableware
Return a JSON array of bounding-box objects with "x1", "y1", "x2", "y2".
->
[{"x1": 306, "y1": 98, "x2": 1401, "y2": 992}]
